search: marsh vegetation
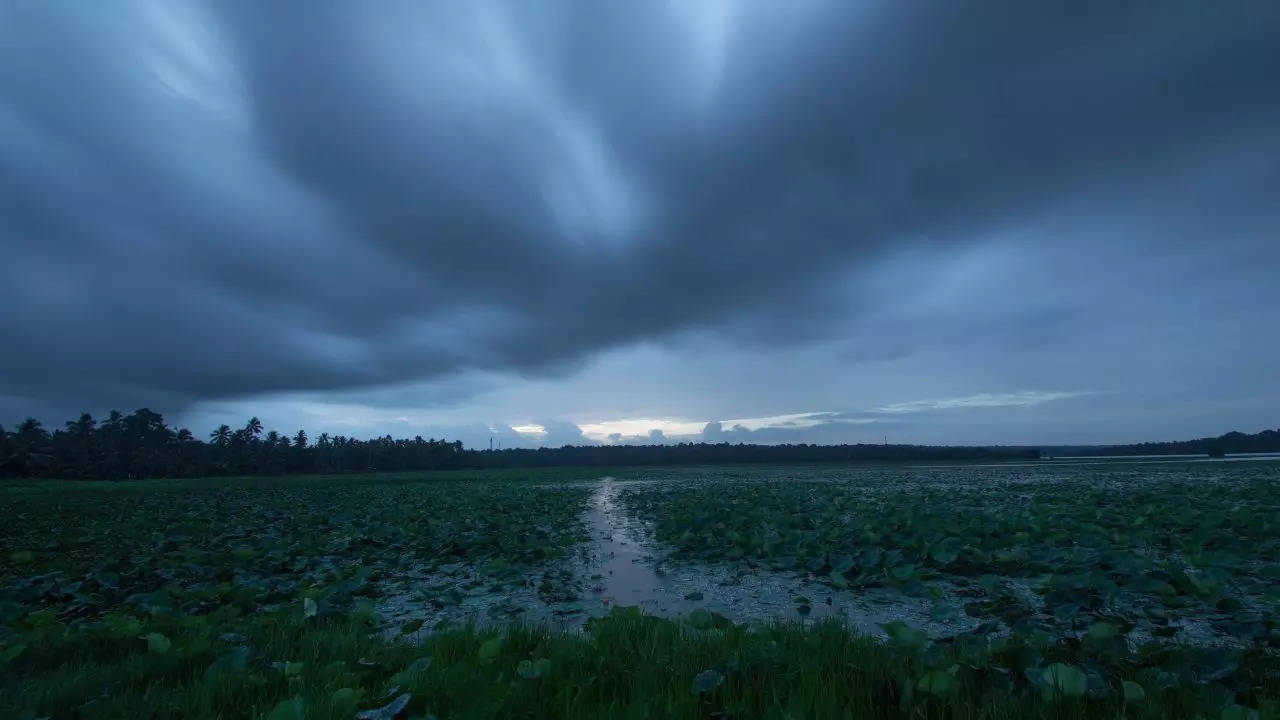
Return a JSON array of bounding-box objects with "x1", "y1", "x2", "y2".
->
[{"x1": 3, "y1": 461, "x2": 1278, "y2": 718}]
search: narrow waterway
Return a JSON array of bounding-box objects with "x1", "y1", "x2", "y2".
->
[
  {"x1": 576, "y1": 477, "x2": 975, "y2": 637},
  {"x1": 378, "y1": 477, "x2": 978, "y2": 638}
]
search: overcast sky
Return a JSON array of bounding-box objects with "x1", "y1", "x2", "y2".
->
[{"x1": 2, "y1": 1, "x2": 1278, "y2": 448}]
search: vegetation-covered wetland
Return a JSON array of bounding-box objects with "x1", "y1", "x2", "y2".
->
[{"x1": 3, "y1": 462, "x2": 1279, "y2": 718}]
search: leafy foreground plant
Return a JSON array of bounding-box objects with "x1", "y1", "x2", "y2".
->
[{"x1": 4, "y1": 602, "x2": 1278, "y2": 719}]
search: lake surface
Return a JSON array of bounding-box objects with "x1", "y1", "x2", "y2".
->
[{"x1": 381, "y1": 460, "x2": 1280, "y2": 651}]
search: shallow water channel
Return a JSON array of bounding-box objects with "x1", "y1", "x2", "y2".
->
[{"x1": 379, "y1": 477, "x2": 976, "y2": 639}]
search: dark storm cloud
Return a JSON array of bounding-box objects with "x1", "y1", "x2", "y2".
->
[{"x1": 2, "y1": 0, "x2": 1278, "y2": 421}]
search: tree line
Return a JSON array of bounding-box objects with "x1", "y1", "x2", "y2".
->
[
  {"x1": 0, "y1": 408, "x2": 1045, "y2": 480},
  {"x1": 0, "y1": 409, "x2": 465, "y2": 479},
  {"x1": 1039, "y1": 429, "x2": 1280, "y2": 457},
  {"x1": 9, "y1": 408, "x2": 1271, "y2": 481}
]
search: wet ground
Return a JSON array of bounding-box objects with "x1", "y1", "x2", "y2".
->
[
  {"x1": 378, "y1": 476, "x2": 977, "y2": 639},
  {"x1": 378, "y1": 469, "x2": 1274, "y2": 646}
]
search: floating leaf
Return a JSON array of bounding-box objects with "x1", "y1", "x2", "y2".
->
[
  {"x1": 688, "y1": 608, "x2": 714, "y2": 629},
  {"x1": 1041, "y1": 663, "x2": 1087, "y2": 698},
  {"x1": 146, "y1": 632, "x2": 171, "y2": 655},
  {"x1": 929, "y1": 542, "x2": 959, "y2": 566},
  {"x1": 104, "y1": 614, "x2": 144, "y2": 638},
  {"x1": 357, "y1": 692, "x2": 411, "y2": 720},
  {"x1": 1122, "y1": 680, "x2": 1145, "y2": 704},
  {"x1": 929, "y1": 600, "x2": 962, "y2": 623},
  {"x1": 390, "y1": 657, "x2": 432, "y2": 687},
  {"x1": 400, "y1": 619, "x2": 424, "y2": 635},
  {"x1": 9, "y1": 550, "x2": 34, "y2": 564},
  {"x1": 477, "y1": 637, "x2": 502, "y2": 663},
  {"x1": 692, "y1": 668, "x2": 724, "y2": 694},
  {"x1": 881, "y1": 621, "x2": 926, "y2": 648},
  {"x1": 265, "y1": 698, "x2": 304, "y2": 720},
  {"x1": 1084, "y1": 621, "x2": 1119, "y2": 641},
  {"x1": 332, "y1": 687, "x2": 363, "y2": 707},
  {"x1": 517, "y1": 657, "x2": 551, "y2": 679},
  {"x1": 916, "y1": 666, "x2": 958, "y2": 695},
  {"x1": 1, "y1": 644, "x2": 26, "y2": 663},
  {"x1": 205, "y1": 647, "x2": 251, "y2": 682}
]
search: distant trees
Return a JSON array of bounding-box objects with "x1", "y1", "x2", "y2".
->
[
  {"x1": 4, "y1": 408, "x2": 1276, "y2": 481},
  {"x1": 0, "y1": 408, "x2": 466, "y2": 480},
  {"x1": 211, "y1": 425, "x2": 231, "y2": 446},
  {"x1": 1040, "y1": 429, "x2": 1280, "y2": 458}
]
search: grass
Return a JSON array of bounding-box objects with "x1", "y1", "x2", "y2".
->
[
  {"x1": 6, "y1": 603, "x2": 1278, "y2": 719},
  {"x1": 3, "y1": 464, "x2": 1280, "y2": 718}
]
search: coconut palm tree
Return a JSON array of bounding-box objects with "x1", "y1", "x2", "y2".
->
[
  {"x1": 210, "y1": 425, "x2": 232, "y2": 446},
  {"x1": 245, "y1": 417, "x2": 263, "y2": 442}
]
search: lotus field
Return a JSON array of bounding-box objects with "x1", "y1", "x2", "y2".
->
[{"x1": 2, "y1": 461, "x2": 1279, "y2": 718}]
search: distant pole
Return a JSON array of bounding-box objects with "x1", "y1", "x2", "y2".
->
[
  {"x1": 884, "y1": 434, "x2": 887, "y2": 446},
  {"x1": 489, "y1": 437, "x2": 493, "y2": 451}
]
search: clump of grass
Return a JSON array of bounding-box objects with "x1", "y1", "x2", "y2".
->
[{"x1": 4, "y1": 604, "x2": 1278, "y2": 719}]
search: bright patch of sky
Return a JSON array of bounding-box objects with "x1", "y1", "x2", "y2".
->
[
  {"x1": 872, "y1": 391, "x2": 1086, "y2": 414},
  {"x1": 578, "y1": 417, "x2": 707, "y2": 441}
]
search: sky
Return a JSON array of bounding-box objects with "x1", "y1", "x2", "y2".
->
[{"x1": 2, "y1": 1, "x2": 1278, "y2": 448}]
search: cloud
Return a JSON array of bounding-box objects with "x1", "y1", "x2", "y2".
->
[
  {"x1": 873, "y1": 391, "x2": 1087, "y2": 414},
  {"x1": 1, "y1": 0, "x2": 1278, "y2": 437}
]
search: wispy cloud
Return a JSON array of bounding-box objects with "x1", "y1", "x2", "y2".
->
[
  {"x1": 580, "y1": 411, "x2": 839, "y2": 442},
  {"x1": 718, "y1": 411, "x2": 834, "y2": 430},
  {"x1": 872, "y1": 391, "x2": 1085, "y2": 415},
  {"x1": 579, "y1": 417, "x2": 708, "y2": 441}
]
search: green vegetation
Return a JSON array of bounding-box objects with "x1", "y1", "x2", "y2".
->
[
  {"x1": 0, "y1": 471, "x2": 592, "y2": 717},
  {"x1": 620, "y1": 464, "x2": 1280, "y2": 639},
  {"x1": 3, "y1": 464, "x2": 1280, "y2": 718},
  {"x1": 7, "y1": 603, "x2": 1279, "y2": 719}
]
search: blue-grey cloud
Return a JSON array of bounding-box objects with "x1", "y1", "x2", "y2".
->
[{"x1": 2, "y1": 0, "x2": 1278, "y2": 438}]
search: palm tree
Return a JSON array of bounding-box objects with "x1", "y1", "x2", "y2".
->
[
  {"x1": 293, "y1": 429, "x2": 308, "y2": 449},
  {"x1": 245, "y1": 417, "x2": 263, "y2": 442},
  {"x1": 210, "y1": 425, "x2": 232, "y2": 446},
  {"x1": 66, "y1": 413, "x2": 96, "y2": 436}
]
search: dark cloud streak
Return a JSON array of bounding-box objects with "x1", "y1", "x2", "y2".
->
[{"x1": 2, "y1": 0, "x2": 1277, "y2": 423}]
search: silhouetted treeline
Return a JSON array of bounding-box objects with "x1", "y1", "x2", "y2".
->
[
  {"x1": 6, "y1": 409, "x2": 1275, "y2": 481},
  {"x1": 1, "y1": 408, "x2": 1041, "y2": 480},
  {"x1": 1040, "y1": 429, "x2": 1280, "y2": 457},
  {"x1": 0, "y1": 410, "x2": 465, "y2": 479}
]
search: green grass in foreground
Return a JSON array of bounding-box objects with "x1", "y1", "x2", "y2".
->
[{"x1": 4, "y1": 604, "x2": 1278, "y2": 719}]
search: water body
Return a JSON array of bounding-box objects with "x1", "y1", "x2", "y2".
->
[
  {"x1": 579, "y1": 477, "x2": 974, "y2": 637},
  {"x1": 378, "y1": 477, "x2": 979, "y2": 638},
  {"x1": 916, "y1": 452, "x2": 1280, "y2": 469},
  {"x1": 380, "y1": 472, "x2": 1265, "y2": 645}
]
